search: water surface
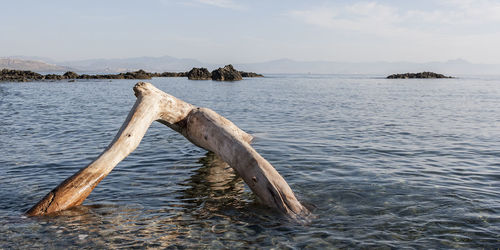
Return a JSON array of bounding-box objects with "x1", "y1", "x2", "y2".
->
[{"x1": 1, "y1": 75, "x2": 499, "y2": 248}]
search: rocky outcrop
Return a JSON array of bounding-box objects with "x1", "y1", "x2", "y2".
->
[
  {"x1": 0, "y1": 69, "x2": 154, "y2": 82},
  {"x1": 63, "y1": 71, "x2": 79, "y2": 79},
  {"x1": 387, "y1": 72, "x2": 452, "y2": 79},
  {"x1": 119, "y1": 69, "x2": 151, "y2": 79},
  {"x1": 1, "y1": 66, "x2": 263, "y2": 82},
  {"x1": 187, "y1": 67, "x2": 212, "y2": 80},
  {"x1": 44, "y1": 74, "x2": 64, "y2": 80},
  {"x1": 0, "y1": 69, "x2": 44, "y2": 82},
  {"x1": 69, "y1": 70, "x2": 151, "y2": 80},
  {"x1": 211, "y1": 65, "x2": 243, "y2": 81},
  {"x1": 239, "y1": 71, "x2": 263, "y2": 77},
  {"x1": 157, "y1": 72, "x2": 187, "y2": 77}
]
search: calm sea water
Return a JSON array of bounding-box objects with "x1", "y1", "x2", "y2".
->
[{"x1": 1, "y1": 75, "x2": 499, "y2": 248}]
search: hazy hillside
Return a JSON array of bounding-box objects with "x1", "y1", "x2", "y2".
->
[
  {"x1": 3, "y1": 56, "x2": 500, "y2": 76},
  {"x1": 60, "y1": 56, "x2": 207, "y2": 73},
  {"x1": 0, "y1": 58, "x2": 70, "y2": 72}
]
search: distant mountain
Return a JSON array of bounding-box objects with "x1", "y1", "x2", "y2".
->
[
  {"x1": 3, "y1": 55, "x2": 500, "y2": 76},
  {"x1": 60, "y1": 56, "x2": 208, "y2": 73},
  {"x1": 7, "y1": 55, "x2": 58, "y2": 64},
  {"x1": 0, "y1": 58, "x2": 70, "y2": 72}
]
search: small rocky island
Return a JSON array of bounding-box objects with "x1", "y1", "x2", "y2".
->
[
  {"x1": 186, "y1": 64, "x2": 261, "y2": 81},
  {"x1": 186, "y1": 67, "x2": 211, "y2": 80},
  {"x1": 387, "y1": 72, "x2": 453, "y2": 79},
  {"x1": 212, "y1": 65, "x2": 242, "y2": 81},
  {"x1": 0, "y1": 64, "x2": 263, "y2": 82}
]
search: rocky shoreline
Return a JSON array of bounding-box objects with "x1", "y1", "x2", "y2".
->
[
  {"x1": 387, "y1": 72, "x2": 452, "y2": 79},
  {"x1": 0, "y1": 64, "x2": 263, "y2": 82}
]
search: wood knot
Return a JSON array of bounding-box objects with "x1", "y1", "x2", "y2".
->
[{"x1": 133, "y1": 82, "x2": 151, "y2": 97}]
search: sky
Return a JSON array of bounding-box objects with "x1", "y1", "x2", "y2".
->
[{"x1": 1, "y1": 0, "x2": 500, "y2": 64}]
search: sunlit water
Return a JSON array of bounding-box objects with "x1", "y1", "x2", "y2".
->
[{"x1": 1, "y1": 75, "x2": 499, "y2": 248}]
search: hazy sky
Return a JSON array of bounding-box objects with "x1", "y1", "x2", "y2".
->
[{"x1": 2, "y1": 0, "x2": 500, "y2": 63}]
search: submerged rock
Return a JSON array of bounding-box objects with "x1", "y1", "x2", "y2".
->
[
  {"x1": 187, "y1": 67, "x2": 212, "y2": 80},
  {"x1": 211, "y1": 65, "x2": 243, "y2": 81},
  {"x1": 387, "y1": 72, "x2": 452, "y2": 79}
]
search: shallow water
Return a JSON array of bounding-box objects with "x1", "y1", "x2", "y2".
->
[{"x1": 1, "y1": 75, "x2": 499, "y2": 248}]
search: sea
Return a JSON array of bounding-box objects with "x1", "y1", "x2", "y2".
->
[{"x1": 0, "y1": 75, "x2": 499, "y2": 248}]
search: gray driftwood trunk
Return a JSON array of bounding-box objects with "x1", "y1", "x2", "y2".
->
[{"x1": 27, "y1": 82, "x2": 309, "y2": 220}]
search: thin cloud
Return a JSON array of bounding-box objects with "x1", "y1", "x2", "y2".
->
[
  {"x1": 287, "y1": 2, "x2": 412, "y2": 37},
  {"x1": 195, "y1": 0, "x2": 246, "y2": 10},
  {"x1": 287, "y1": 1, "x2": 500, "y2": 37}
]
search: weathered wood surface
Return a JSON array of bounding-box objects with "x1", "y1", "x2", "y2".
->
[{"x1": 27, "y1": 82, "x2": 309, "y2": 219}]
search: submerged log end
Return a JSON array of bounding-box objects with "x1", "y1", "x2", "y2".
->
[
  {"x1": 26, "y1": 191, "x2": 55, "y2": 216},
  {"x1": 26, "y1": 172, "x2": 105, "y2": 216},
  {"x1": 26, "y1": 187, "x2": 88, "y2": 216},
  {"x1": 273, "y1": 182, "x2": 311, "y2": 220},
  {"x1": 250, "y1": 166, "x2": 311, "y2": 221}
]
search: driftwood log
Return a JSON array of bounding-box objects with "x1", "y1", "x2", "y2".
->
[{"x1": 27, "y1": 82, "x2": 309, "y2": 220}]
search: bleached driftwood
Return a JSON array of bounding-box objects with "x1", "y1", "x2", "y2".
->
[{"x1": 27, "y1": 82, "x2": 309, "y2": 219}]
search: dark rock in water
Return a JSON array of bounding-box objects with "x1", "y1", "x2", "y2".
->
[
  {"x1": 44, "y1": 74, "x2": 64, "y2": 80},
  {"x1": 239, "y1": 71, "x2": 264, "y2": 77},
  {"x1": 187, "y1": 67, "x2": 212, "y2": 80},
  {"x1": 63, "y1": 71, "x2": 79, "y2": 79},
  {"x1": 76, "y1": 70, "x2": 153, "y2": 80},
  {"x1": 0, "y1": 69, "x2": 44, "y2": 82},
  {"x1": 0, "y1": 68, "x2": 159, "y2": 82},
  {"x1": 159, "y1": 72, "x2": 187, "y2": 77},
  {"x1": 387, "y1": 72, "x2": 452, "y2": 79},
  {"x1": 211, "y1": 64, "x2": 243, "y2": 81},
  {"x1": 1, "y1": 66, "x2": 262, "y2": 82},
  {"x1": 118, "y1": 69, "x2": 152, "y2": 79}
]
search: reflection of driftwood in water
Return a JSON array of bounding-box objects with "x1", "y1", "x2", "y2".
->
[
  {"x1": 180, "y1": 152, "x2": 246, "y2": 208},
  {"x1": 27, "y1": 82, "x2": 309, "y2": 220},
  {"x1": 192, "y1": 152, "x2": 244, "y2": 194}
]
